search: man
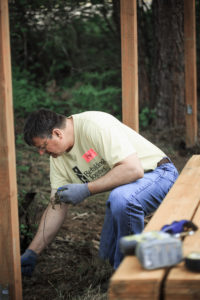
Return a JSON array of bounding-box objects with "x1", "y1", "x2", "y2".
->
[{"x1": 21, "y1": 109, "x2": 178, "y2": 276}]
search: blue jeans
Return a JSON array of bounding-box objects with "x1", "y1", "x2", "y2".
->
[{"x1": 99, "y1": 161, "x2": 179, "y2": 269}]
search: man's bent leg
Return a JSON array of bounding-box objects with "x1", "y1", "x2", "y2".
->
[{"x1": 99, "y1": 162, "x2": 178, "y2": 269}]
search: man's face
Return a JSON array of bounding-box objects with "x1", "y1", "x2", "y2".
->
[{"x1": 32, "y1": 130, "x2": 73, "y2": 158}]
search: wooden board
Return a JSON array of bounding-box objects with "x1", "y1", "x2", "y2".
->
[
  {"x1": 109, "y1": 156, "x2": 200, "y2": 300},
  {"x1": 121, "y1": 0, "x2": 139, "y2": 132},
  {"x1": 165, "y1": 203, "x2": 200, "y2": 300},
  {"x1": 0, "y1": 0, "x2": 22, "y2": 298},
  {"x1": 109, "y1": 256, "x2": 163, "y2": 300}
]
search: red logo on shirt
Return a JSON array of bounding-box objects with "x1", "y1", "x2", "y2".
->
[{"x1": 82, "y1": 148, "x2": 98, "y2": 162}]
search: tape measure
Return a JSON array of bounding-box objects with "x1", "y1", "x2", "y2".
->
[{"x1": 185, "y1": 252, "x2": 200, "y2": 272}]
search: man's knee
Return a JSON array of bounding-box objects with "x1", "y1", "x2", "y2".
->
[{"x1": 107, "y1": 187, "x2": 127, "y2": 217}]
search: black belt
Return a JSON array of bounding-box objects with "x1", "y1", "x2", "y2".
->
[{"x1": 157, "y1": 157, "x2": 171, "y2": 167}]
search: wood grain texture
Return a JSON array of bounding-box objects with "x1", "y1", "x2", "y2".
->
[
  {"x1": 0, "y1": 0, "x2": 22, "y2": 298},
  {"x1": 121, "y1": 0, "x2": 139, "y2": 132},
  {"x1": 109, "y1": 256, "x2": 163, "y2": 300},
  {"x1": 165, "y1": 202, "x2": 200, "y2": 300}
]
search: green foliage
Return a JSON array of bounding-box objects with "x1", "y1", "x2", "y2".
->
[
  {"x1": 20, "y1": 223, "x2": 34, "y2": 240},
  {"x1": 10, "y1": 1, "x2": 122, "y2": 119},
  {"x1": 69, "y1": 83, "x2": 121, "y2": 117},
  {"x1": 139, "y1": 107, "x2": 156, "y2": 129},
  {"x1": 59, "y1": 70, "x2": 122, "y2": 118},
  {"x1": 15, "y1": 133, "x2": 24, "y2": 146},
  {"x1": 12, "y1": 67, "x2": 62, "y2": 117},
  {"x1": 17, "y1": 189, "x2": 27, "y2": 211},
  {"x1": 9, "y1": 1, "x2": 120, "y2": 85},
  {"x1": 18, "y1": 165, "x2": 30, "y2": 173},
  {"x1": 12, "y1": 67, "x2": 122, "y2": 119},
  {"x1": 13, "y1": 67, "x2": 49, "y2": 115},
  {"x1": 81, "y1": 70, "x2": 121, "y2": 89}
]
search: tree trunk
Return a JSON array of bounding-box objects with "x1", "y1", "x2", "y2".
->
[
  {"x1": 151, "y1": 0, "x2": 185, "y2": 129},
  {"x1": 137, "y1": 2, "x2": 151, "y2": 110}
]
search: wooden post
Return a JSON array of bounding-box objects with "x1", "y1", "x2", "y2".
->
[
  {"x1": 0, "y1": 0, "x2": 22, "y2": 299},
  {"x1": 120, "y1": 0, "x2": 139, "y2": 132},
  {"x1": 184, "y1": 0, "x2": 197, "y2": 147}
]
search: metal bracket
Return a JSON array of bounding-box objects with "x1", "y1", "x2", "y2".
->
[
  {"x1": 187, "y1": 104, "x2": 193, "y2": 115},
  {"x1": 0, "y1": 285, "x2": 9, "y2": 300}
]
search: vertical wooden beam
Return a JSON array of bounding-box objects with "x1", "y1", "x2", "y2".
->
[
  {"x1": 120, "y1": 0, "x2": 139, "y2": 132},
  {"x1": 184, "y1": 0, "x2": 197, "y2": 147},
  {"x1": 0, "y1": 0, "x2": 22, "y2": 299}
]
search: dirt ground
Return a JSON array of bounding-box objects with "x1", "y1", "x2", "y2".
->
[{"x1": 18, "y1": 127, "x2": 199, "y2": 300}]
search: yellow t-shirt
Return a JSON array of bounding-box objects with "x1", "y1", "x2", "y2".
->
[{"x1": 50, "y1": 111, "x2": 165, "y2": 189}]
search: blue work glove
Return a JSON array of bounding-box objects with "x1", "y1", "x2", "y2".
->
[
  {"x1": 57, "y1": 183, "x2": 91, "y2": 205},
  {"x1": 161, "y1": 220, "x2": 189, "y2": 234},
  {"x1": 21, "y1": 249, "x2": 37, "y2": 277}
]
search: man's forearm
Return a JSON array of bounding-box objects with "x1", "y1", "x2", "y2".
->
[
  {"x1": 88, "y1": 153, "x2": 144, "y2": 195},
  {"x1": 28, "y1": 203, "x2": 68, "y2": 254}
]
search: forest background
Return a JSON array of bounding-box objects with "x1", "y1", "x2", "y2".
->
[{"x1": 9, "y1": 0, "x2": 200, "y2": 299}]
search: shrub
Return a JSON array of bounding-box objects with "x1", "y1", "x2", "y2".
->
[{"x1": 12, "y1": 67, "x2": 55, "y2": 117}]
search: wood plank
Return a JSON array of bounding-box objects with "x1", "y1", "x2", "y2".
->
[
  {"x1": 109, "y1": 155, "x2": 200, "y2": 300},
  {"x1": 0, "y1": 0, "x2": 22, "y2": 298},
  {"x1": 184, "y1": 0, "x2": 197, "y2": 147},
  {"x1": 120, "y1": 0, "x2": 139, "y2": 132},
  {"x1": 165, "y1": 203, "x2": 200, "y2": 300},
  {"x1": 109, "y1": 256, "x2": 163, "y2": 300}
]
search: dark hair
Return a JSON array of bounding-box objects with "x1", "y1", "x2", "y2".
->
[{"x1": 24, "y1": 109, "x2": 66, "y2": 146}]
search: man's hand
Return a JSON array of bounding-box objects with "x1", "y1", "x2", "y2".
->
[
  {"x1": 21, "y1": 249, "x2": 37, "y2": 277},
  {"x1": 57, "y1": 183, "x2": 91, "y2": 205}
]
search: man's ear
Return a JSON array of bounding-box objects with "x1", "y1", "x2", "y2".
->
[{"x1": 52, "y1": 128, "x2": 62, "y2": 138}]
